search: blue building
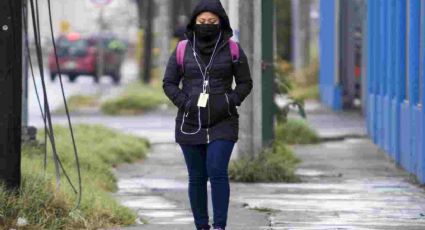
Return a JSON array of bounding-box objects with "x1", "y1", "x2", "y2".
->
[{"x1": 319, "y1": 0, "x2": 425, "y2": 183}]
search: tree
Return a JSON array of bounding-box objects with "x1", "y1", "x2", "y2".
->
[
  {"x1": 275, "y1": 0, "x2": 292, "y2": 61},
  {"x1": 135, "y1": 0, "x2": 154, "y2": 83}
]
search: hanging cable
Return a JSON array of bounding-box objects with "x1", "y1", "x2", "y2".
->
[
  {"x1": 23, "y1": 2, "x2": 48, "y2": 174},
  {"x1": 28, "y1": 0, "x2": 60, "y2": 184},
  {"x1": 28, "y1": 0, "x2": 78, "y2": 195},
  {"x1": 34, "y1": 0, "x2": 49, "y2": 169},
  {"x1": 47, "y1": 0, "x2": 83, "y2": 208}
]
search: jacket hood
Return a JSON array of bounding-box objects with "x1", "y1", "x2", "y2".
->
[{"x1": 185, "y1": 0, "x2": 233, "y2": 40}]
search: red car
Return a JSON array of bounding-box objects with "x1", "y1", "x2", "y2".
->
[{"x1": 48, "y1": 33, "x2": 126, "y2": 84}]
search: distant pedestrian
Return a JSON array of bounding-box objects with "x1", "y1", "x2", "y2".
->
[
  {"x1": 162, "y1": 0, "x2": 252, "y2": 229},
  {"x1": 174, "y1": 15, "x2": 189, "y2": 41}
]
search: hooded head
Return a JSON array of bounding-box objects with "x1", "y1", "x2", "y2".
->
[{"x1": 185, "y1": 0, "x2": 233, "y2": 41}]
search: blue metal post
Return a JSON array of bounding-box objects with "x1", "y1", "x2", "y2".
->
[
  {"x1": 389, "y1": 0, "x2": 397, "y2": 158},
  {"x1": 373, "y1": 0, "x2": 381, "y2": 143},
  {"x1": 418, "y1": 0, "x2": 425, "y2": 183},
  {"x1": 409, "y1": 0, "x2": 420, "y2": 105},
  {"x1": 319, "y1": 0, "x2": 342, "y2": 110},
  {"x1": 367, "y1": 0, "x2": 373, "y2": 136},
  {"x1": 384, "y1": 0, "x2": 393, "y2": 153},
  {"x1": 376, "y1": 0, "x2": 386, "y2": 147},
  {"x1": 394, "y1": 0, "x2": 407, "y2": 166},
  {"x1": 408, "y1": 0, "x2": 420, "y2": 173}
]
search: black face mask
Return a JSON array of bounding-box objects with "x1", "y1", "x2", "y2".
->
[{"x1": 194, "y1": 24, "x2": 221, "y2": 40}]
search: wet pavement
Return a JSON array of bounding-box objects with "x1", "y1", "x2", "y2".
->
[
  {"x1": 113, "y1": 143, "x2": 270, "y2": 230},
  {"x1": 28, "y1": 70, "x2": 425, "y2": 229},
  {"x1": 108, "y1": 100, "x2": 425, "y2": 229},
  {"x1": 235, "y1": 138, "x2": 425, "y2": 229},
  {"x1": 111, "y1": 137, "x2": 425, "y2": 229}
]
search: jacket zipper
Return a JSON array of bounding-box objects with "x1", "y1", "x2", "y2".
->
[
  {"x1": 188, "y1": 39, "x2": 230, "y2": 144},
  {"x1": 224, "y1": 93, "x2": 232, "y2": 116}
]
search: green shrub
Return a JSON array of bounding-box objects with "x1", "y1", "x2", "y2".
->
[
  {"x1": 101, "y1": 83, "x2": 170, "y2": 115},
  {"x1": 0, "y1": 125, "x2": 150, "y2": 229},
  {"x1": 229, "y1": 141, "x2": 301, "y2": 183},
  {"x1": 276, "y1": 119, "x2": 319, "y2": 145},
  {"x1": 289, "y1": 84, "x2": 320, "y2": 101},
  {"x1": 54, "y1": 95, "x2": 99, "y2": 114}
]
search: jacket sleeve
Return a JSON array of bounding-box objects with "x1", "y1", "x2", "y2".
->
[
  {"x1": 228, "y1": 44, "x2": 253, "y2": 106},
  {"x1": 163, "y1": 49, "x2": 190, "y2": 110}
]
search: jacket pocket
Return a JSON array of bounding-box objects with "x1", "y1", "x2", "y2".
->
[
  {"x1": 224, "y1": 93, "x2": 232, "y2": 117},
  {"x1": 183, "y1": 95, "x2": 200, "y2": 125},
  {"x1": 209, "y1": 94, "x2": 232, "y2": 125}
]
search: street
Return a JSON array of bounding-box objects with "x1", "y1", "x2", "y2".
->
[{"x1": 28, "y1": 58, "x2": 139, "y2": 128}]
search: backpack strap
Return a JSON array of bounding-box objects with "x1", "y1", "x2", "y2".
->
[
  {"x1": 229, "y1": 39, "x2": 240, "y2": 62},
  {"x1": 176, "y1": 40, "x2": 188, "y2": 73},
  {"x1": 177, "y1": 39, "x2": 239, "y2": 74}
]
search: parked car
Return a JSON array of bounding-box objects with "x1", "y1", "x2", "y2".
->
[{"x1": 48, "y1": 32, "x2": 127, "y2": 84}]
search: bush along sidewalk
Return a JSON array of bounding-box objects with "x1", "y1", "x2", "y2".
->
[
  {"x1": 229, "y1": 84, "x2": 319, "y2": 183},
  {"x1": 53, "y1": 94, "x2": 100, "y2": 115},
  {"x1": 101, "y1": 82, "x2": 171, "y2": 115},
  {"x1": 275, "y1": 59, "x2": 320, "y2": 101},
  {"x1": 275, "y1": 118, "x2": 319, "y2": 145},
  {"x1": 229, "y1": 141, "x2": 301, "y2": 183},
  {"x1": 0, "y1": 125, "x2": 150, "y2": 229},
  {"x1": 229, "y1": 118, "x2": 318, "y2": 183}
]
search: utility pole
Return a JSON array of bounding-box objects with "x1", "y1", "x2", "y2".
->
[
  {"x1": 0, "y1": 0, "x2": 23, "y2": 190},
  {"x1": 291, "y1": 0, "x2": 311, "y2": 71},
  {"x1": 96, "y1": 7, "x2": 106, "y2": 83},
  {"x1": 237, "y1": 0, "x2": 275, "y2": 157},
  {"x1": 143, "y1": 0, "x2": 154, "y2": 84},
  {"x1": 157, "y1": 0, "x2": 172, "y2": 80},
  {"x1": 22, "y1": 0, "x2": 29, "y2": 128},
  {"x1": 238, "y1": 0, "x2": 263, "y2": 157},
  {"x1": 262, "y1": 0, "x2": 275, "y2": 146}
]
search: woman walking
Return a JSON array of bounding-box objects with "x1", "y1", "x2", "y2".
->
[{"x1": 162, "y1": 0, "x2": 252, "y2": 229}]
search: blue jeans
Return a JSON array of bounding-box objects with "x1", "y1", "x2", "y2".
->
[{"x1": 179, "y1": 140, "x2": 235, "y2": 230}]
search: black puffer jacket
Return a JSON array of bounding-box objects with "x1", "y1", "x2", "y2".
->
[{"x1": 163, "y1": 0, "x2": 252, "y2": 145}]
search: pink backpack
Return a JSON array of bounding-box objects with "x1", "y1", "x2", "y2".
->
[{"x1": 176, "y1": 39, "x2": 240, "y2": 73}]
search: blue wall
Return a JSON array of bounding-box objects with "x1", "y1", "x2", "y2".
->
[
  {"x1": 320, "y1": 0, "x2": 425, "y2": 183},
  {"x1": 367, "y1": 0, "x2": 424, "y2": 183},
  {"x1": 319, "y1": 0, "x2": 343, "y2": 110}
]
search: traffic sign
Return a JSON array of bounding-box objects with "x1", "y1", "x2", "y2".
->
[{"x1": 90, "y1": 0, "x2": 112, "y2": 6}]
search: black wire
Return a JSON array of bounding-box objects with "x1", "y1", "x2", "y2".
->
[
  {"x1": 23, "y1": 1, "x2": 48, "y2": 174},
  {"x1": 28, "y1": 0, "x2": 78, "y2": 194},
  {"x1": 34, "y1": 0, "x2": 48, "y2": 170},
  {"x1": 30, "y1": 0, "x2": 79, "y2": 195},
  {"x1": 30, "y1": 0, "x2": 79, "y2": 194},
  {"x1": 29, "y1": 0, "x2": 60, "y2": 184},
  {"x1": 47, "y1": 0, "x2": 83, "y2": 208}
]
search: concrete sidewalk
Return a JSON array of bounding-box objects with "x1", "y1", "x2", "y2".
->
[
  {"x1": 113, "y1": 139, "x2": 425, "y2": 229},
  {"x1": 113, "y1": 143, "x2": 270, "y2": 230},
  {"x1": 286, "y1": 99, "x2": 367, "y2": 141},
  {"x1": 110, "y1": 102, "x2": 425, "y2": 229}
]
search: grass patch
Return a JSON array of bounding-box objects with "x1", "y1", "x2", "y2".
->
[
  {"x1": 55, "y1": 95, "x2": 100, "y2": 114},
  {"x1": 101, "y1": 83, "x2": 170, "y2": 115},
  {"x1": 289, "y1": 84, "x2": 319, "y2": 101},
  {"x1": 0, "y1": 124, "x2": 150, "y2": 229},
  {"x1": 229, "y1": 141, "x2": 301, "y2": 183},
  {"x1": 229, "y1": 119, "x2": 317, "y2": 183},
  {"x1": 276, "y1": 119, "x2": 319, "y2": 145},
  {"x1": 275, "y1": 59, "x2": 319, "y2": 101},
  {"x1": 67, "y1": 95, "x2": 99, "y2": 108}
]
